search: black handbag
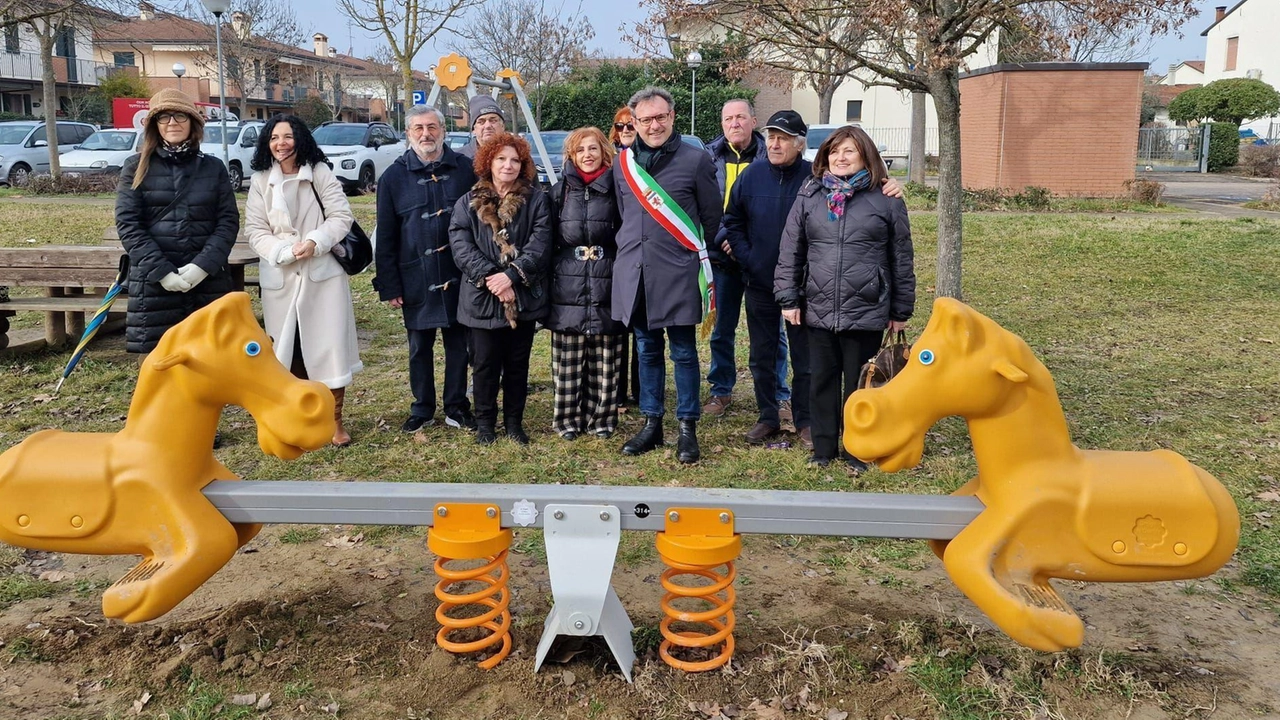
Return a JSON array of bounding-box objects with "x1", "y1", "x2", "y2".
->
[
  {"x1": 858, "y1": 330, "x2": 912, "y2": 390},
  {"x1": 310, "y1": 185, "x2": 372, "y2": 275}
]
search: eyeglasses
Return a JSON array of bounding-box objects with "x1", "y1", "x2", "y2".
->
[
  {"x1": 613, "y1": 122, "x2": 634, "y2": 132},
  {"x1": 155, "y1": 112, "x2": 190, "y2": 125},
  {"x1": 634, "y1": 112, "x2": 670, "y2": 128}
]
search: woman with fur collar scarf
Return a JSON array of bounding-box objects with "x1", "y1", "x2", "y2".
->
[{"x1": 448, "y1": 132, "x2": 553, "y2": 445}]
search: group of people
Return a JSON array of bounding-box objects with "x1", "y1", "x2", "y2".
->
[{"x1": 113, "y1": 85, "x2": 915, "y2": 470}]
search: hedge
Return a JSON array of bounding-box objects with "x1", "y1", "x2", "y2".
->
[{"x1": 1207, "y1": 122, "x2": 1239, "y2": 171}]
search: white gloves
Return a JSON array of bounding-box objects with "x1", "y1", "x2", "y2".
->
[
  {"x1": 177, "y1": 263, "x2": 208, "y2": 289},
  {"x1": 159, "y1": 271, "x2": 192, "y2": 293},
  {"x1": 274, "y1": 243, "x2": 298, "y2": 265}
]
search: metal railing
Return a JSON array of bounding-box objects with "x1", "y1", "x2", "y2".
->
[
  {"x1": 1136, "y1": 125, "x2": 1208, "y2": 172},
  {"x1": 0, "y1": 51, "x2": 127, "y2": 86},
  {"x1": 863, "y1": 126, "x2": 940, "y2": 156}
]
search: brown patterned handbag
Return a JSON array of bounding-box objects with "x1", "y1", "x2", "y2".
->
[{"x1": 858, "y1": 330, "x2": 912, "y2": 390}]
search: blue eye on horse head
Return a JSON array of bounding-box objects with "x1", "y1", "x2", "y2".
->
[
  {"x1": 244, "y1": 341, "x2": 262, "y2": 357},
  {"x1": 918, "y1": 349, "x2": 935, "y2": 366}
]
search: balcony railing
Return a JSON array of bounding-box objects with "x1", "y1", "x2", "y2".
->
[{"x1": 0, "y1": 51, "x2": 133, "y2": 86}]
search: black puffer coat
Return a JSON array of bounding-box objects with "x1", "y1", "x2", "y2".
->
[
  {"x1": 775, "y1": 178, "x2": 915, "y2": 332},
  {"x1": 448, "y1": 180, "x2": 553, "y2": 330},
  {"x1": 115, "y1": 149, "x2": 239, "y2": 353},
  {"x1": 547, "y1": 165, "x2": 624, "y2": 335}
]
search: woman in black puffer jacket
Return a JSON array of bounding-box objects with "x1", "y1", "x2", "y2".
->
[
  {"x1": 775, "y1": 125, "x2": 915, "y2": 471},
  {"x1": 547, "y1": 126, "x2": 626, "y2": 440},
  {"x1": 115, "y1": 89, "x2": 238, "y2": 353}
]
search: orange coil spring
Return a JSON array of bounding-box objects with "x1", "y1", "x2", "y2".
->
[
  {"x1": 433, "y1": 549, "x2": 512, "y2": 670},
  {"x1": 658, "y1": 557, "x2": 737, "y2": 672}
]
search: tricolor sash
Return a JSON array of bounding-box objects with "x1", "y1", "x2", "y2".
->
[{"x1": 618, "y1": 147, "x2": 717, "y2": 336}]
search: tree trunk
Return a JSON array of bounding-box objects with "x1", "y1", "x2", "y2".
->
[
  {"x1": 927, "y1": 67, "x2": 962, "y2": 300},
  {"x1": 401, "y1": 60, "x2": 414, "y2": 112},
  {"x1": 817, "y1": 80, "x2": 837, "y2": 124},
  {"x1": 909, "y1": 92, "x2": 927, "y2": 184},
  {"x1": 39, "y1": 32, "x2": 60, "y2": 178}
]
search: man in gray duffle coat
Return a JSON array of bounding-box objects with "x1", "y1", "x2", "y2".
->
[{"x1": 612, "y1": 86, "x2": 722, "y2": 464}]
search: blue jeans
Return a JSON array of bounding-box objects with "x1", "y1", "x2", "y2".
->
[
  {"x1": 707, "y1": 265, "x2": 790, "y2": 400},
  {"x1": 634, "y1": 323, "x2": 701, "y2": 420}
]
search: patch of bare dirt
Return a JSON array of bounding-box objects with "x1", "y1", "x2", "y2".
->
[{"x1": 1, "y1": 527, "x2": 1277, "y2": 719}]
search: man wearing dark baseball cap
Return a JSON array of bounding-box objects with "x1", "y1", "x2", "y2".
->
[{"x1": 762, "y1": 109, "x2": 808, "y2": 138}]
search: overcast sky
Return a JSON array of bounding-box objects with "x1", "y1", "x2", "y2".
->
[{"x1": 295, "y1": 0, "x2": 1220, "y2": 75}]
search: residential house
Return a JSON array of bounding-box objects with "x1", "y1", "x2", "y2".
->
[
  {"x1": 1200, "y1": 0, "x2": 1280, "y2": 134},
  {"x1": 1, "y1": 6, "x2": 132, "y2": 118},
  {"x1": 1160, "y1": 60, "x2": 1205, "y2": 86},
  {"x1": 92, "y1": 4, "x2": 383, "y2": 124}
]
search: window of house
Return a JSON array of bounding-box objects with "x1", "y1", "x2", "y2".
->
[
  {"x1": 253, "y1": 59, "x2": 261, "y2": 84},
  {"x1": 4, "y1": 23, "x2": 19, "y2": 54},
  {"x1": 846, "y1": 100, "x2": 863, "y2": 123},
  {"x1": 1226, "y1": 37, "x2": 1239, "y2": 71},
  {"x1": 113, "y1": 51, "x2": 134, "y2": 66},
  {"x1": 264, "y1": 62, "x2": 279, "y2": 84},
  {"x1": 317, "y1": 71, "x2": 324, "y2": 91}
]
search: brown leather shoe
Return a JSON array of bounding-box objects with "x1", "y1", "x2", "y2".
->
[
  {"x1": 703, "y1": 395, "x2": 732, "y2": 417},
  {"x1": 744, "y1": 422, "x2": 779, "y2": 445},
  {"x1": 798, "y1": 426, "x2": 813, "y2": 450}
]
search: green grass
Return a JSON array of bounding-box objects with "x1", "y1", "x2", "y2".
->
[
  {"x1": 278, "y1": 526, "x2": 324, "y2": 544},
  {"x1": 0, "y1": 574, "x2": 56, "y2": 608},
  {"x1": 157, "y1": 677, "x2": 256, "y2": 720}
]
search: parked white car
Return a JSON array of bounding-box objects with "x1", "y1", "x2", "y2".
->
[
  {"x1": 0, "y1": 120, "x2": 96, "y2": 186},
  {"x1": 60, "y1": 128, "x2": 142, "y2": 180},
  {"x1": 311, "y1": 121, "x2": 403, "y2": 193},
  {"x1": 200, "y1": 121, "x2": 265, "y2": 190}
]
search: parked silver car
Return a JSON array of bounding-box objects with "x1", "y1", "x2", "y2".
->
[{"x1": 0, "y1": 120, "x2": 96, "y2": 186}]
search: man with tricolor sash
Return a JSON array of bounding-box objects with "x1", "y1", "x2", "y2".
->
[{"x1": 612, "y1": 86, "x2": 721, "y2": 464}]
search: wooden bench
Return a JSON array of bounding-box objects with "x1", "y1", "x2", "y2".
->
[
  {"x1": 0, "y1": 246, "x2": 128, "y2": 350},
  {"x1": 102, "y1": 227, "x2": 260, "y2": 290}
]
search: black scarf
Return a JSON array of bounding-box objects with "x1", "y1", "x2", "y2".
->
[
  {"x1": 160, "y1": 138, "x2": 199, "y2": 161},
  {"x1": 632, "y1": 131, "x2": 684, "y2": 173}
]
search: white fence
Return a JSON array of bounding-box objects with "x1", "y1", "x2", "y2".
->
[{"x1": 864, "y1": 126, "x2": 940, "y2": 157}]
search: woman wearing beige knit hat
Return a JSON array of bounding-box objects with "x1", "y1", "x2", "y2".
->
[{"x1": 115, "y1": 88, "x2": 239, "y2": 354}]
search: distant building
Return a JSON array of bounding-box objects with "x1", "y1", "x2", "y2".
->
[
  {"x1": 1200, "y1": 0, "x2": 1280, "y2": 133},
  {"x1": 1159, "y1": 60, "x2": 1205, "y2": 86}
]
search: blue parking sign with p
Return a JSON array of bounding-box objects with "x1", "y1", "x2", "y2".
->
[{"x1": 412, "y1": 91, "x2": 427, "y2": 106}]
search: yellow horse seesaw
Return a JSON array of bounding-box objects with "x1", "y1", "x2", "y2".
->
[
  {"x1": 844, "y1": 298, "x2": 1239, "y2": 652},
  {"x1": 0, "y1": 293, "x2": 335, "y2": 623}
]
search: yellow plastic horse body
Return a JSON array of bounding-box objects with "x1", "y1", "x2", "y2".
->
[
  {"x1": 845, "y1": 298, "x2": 1239, "y2": 652},
  {"x1": 0, "y1": 293, "x2": 335, "y2": 623}
]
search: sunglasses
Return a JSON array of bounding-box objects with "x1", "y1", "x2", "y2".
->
[{"x1": 613, "y1": 122, "x2": 635, "y2": 132}]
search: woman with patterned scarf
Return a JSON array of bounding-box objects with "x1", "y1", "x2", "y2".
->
[
  {"x1": 115, "y1": 88, "x2": 238, "y2": 355},
  {"x1": 449, "y1": 132, "x2": 553, "y2": 446},
  {"x1": 774, "y1": 125, "x2": 916, "y2": 472}
]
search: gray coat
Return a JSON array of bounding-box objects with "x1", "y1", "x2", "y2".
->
[
  {"x1": 775, "y1": 178, "x2": 915, "y2": 332},
  {"x1": 611, "y1": 136, "x2": 723, "y2": 329}
]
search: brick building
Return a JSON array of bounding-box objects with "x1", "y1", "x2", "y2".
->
[{"x1": 959, "y1": 62, "x2": 1147, "y2": 197}]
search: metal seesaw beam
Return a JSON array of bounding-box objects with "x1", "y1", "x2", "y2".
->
[{"x1": 204, "y1": 482, "x2": 984, "y2": 540}]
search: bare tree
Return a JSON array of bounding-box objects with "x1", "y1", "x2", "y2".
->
[
  {"x1": 1001, "y1": 3, "x2": 1159, "y2": 63},
  {"x1": 452, "y1": 0, "x2": 593, "y2": 125},
  {"x1": 367, "y1": 45, "x2": 403, "y2": 125},
  {"x1": 0, "y1": 0, "x2": 84, "y2": 29},
  {"x1": 338, "y1": 0, "x2": 482, "y2": 110},
  {"x1": 642, "y1": 0, "x2": 1197, "y2": 299},
  {"x1": 20, "y1": 1, "x2": 125, "y2": 178},
  {"x1": 180, "y1": 0, "x2": 306, "y2": 113}
]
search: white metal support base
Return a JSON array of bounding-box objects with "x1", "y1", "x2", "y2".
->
[{"x1": 534, "y1": 504, "x2": 635, "y2": 682}]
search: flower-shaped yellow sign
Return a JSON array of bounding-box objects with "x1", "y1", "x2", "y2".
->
[{"x1": 434, "y1": 53, "x2": 472, "y2": 92}]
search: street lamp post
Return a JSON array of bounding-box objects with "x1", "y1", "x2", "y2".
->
[
  {"x1": 686, "y1": 50, "x2": 702, "y2": 137},
  {"x1": 172, "y1": 62, "x2": 186, "y2": 92},
  {"x1": 201, "y1": 0, "x2": 231, "y2": 169}
]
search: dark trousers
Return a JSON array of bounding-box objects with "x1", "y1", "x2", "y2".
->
[
  {"x1": 808, "y1": 327, "x2": 883, "y2": 461},
  {"x1": 468, "y1": 321, "x2": 537, "y2": 426},
  {"x1": 744, "y1": 287, "x2": 810, "y2": 428},
  {"x1": 407, "y1": 325, "x2": 470, "y2": 421}
]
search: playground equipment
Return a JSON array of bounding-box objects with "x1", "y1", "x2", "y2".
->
[
  {"x1": 844, "y1": 298, "x2": 1241, "y2": 651},
  {"x1": 0, "y1": 294, "x2": 335, "y2": 623},
  {"x1": 426, "y1": 53, "x2": 559, "y2": 186},
  {"x1": 0, "y1": 297, "x2": 1239, "y2": 677}
]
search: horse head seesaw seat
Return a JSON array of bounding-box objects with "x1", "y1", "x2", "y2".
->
[
  {"x1": 0, "y1": 293, "x2": 336, "y2": 623},
  {"x1": 0, "y1": 293, "x2": 1239, "y2": 673},
  {"x1": 844, "y1": 297, "x2": 1240, "y2": 652}
]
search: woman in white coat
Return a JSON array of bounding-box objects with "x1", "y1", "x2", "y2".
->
[{"x1": 245, "y1": 114, "x2": 362, "y2": 446}]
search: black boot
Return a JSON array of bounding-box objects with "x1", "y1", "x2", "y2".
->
[
  {"x1": 505, "y1": 418, "x2": 529, "y2": 446},
  {"x1": 476, "y1": 421, "x2": 497, "y2": 445},
  {"x1": 677, "y1": 419, "x2": 700, "y2": 464},
  {"x1": 621, "y1": 416, "x2": 663, "y2": 456}
]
